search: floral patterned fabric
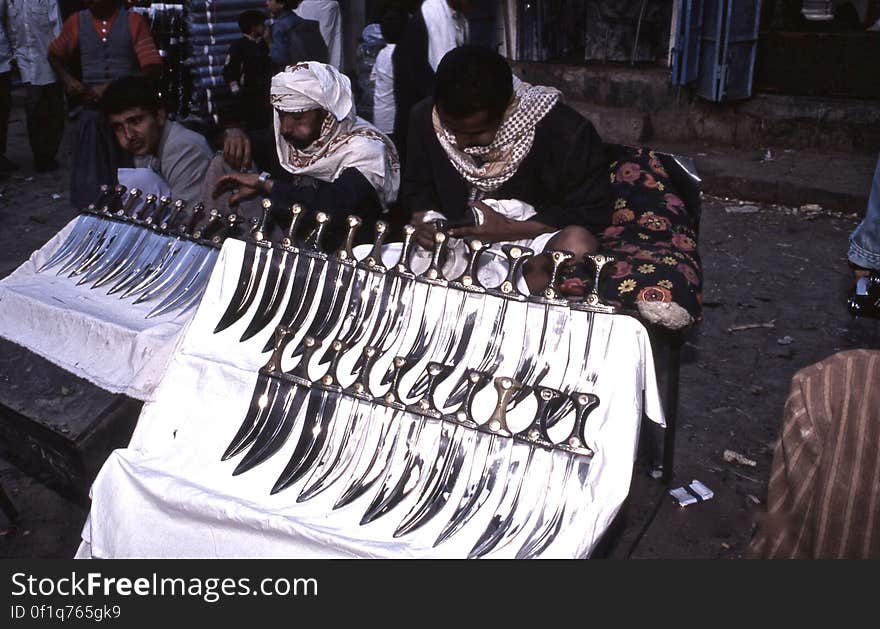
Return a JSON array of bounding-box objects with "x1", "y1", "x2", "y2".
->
[{"x1": 559, "y1": 146, "x2": 703, "y2": 325}]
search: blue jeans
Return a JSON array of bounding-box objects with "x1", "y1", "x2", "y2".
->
[{"x1": 849, "y1": 155, "x2": 880, "y2": 270}]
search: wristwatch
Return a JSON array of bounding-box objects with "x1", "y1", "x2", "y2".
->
[{"x1": 258, "y1": 171, "x2": 272, "y2": 188}]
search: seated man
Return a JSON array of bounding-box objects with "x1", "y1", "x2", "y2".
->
[
  {"x1": 212, "y1": 61, "x2": 400, "y2": 247},
  {"x1": 101, "y1": 76, "x2": 213, "y2": 202},
  {"x1": 400, "y1": 45, "x2": 611, "y2": 292}
]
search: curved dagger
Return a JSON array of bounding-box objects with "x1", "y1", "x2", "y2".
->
[
  {"x1": 159, "y1": 200, "x2": 188, "y2": 232},
  {"x1": 222, "y1": 327, "x2": 296, "y2": 460},
  {"x1": 145, "y1": 248, "x2": 218, "y2": 319},
  {"x1": 182, "y1": 202, "x2": 206, "y2": 235},
  {"x1": 238, "y1": 204, "x2": 306, "y2": 342},
  {"x1": 56, "y1": 186, "x2": 128, "y2": 276},
  {"x1": 39, "y1": 185, "x2": 112, "y2": 272},
  {"x1": 213, "y1": 239, "x2": 270, "y2": 333},
  {"x1": 132, "y1": 241, "x2": 205, "y2": 304},
  {"x1": 259, "y1": 212, "x2": 331, "y2": 352},
  {"x1": 359, "y1": 362, "x2": 451, "y2": 525},
  {"x1": 433, "y1": 376, "x2": 520, "y2": 547},
  {"x1": 515, "y1": 392, "x2": 601, "y2": 558}
]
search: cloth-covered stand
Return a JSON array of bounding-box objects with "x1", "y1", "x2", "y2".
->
[{"x1": 76, "y1": 232, "x2": 664, "y2": 559}]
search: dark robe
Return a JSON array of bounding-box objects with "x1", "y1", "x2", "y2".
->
[{"x1": 399, "y1": 98, "x2": 612, "y2": 235}]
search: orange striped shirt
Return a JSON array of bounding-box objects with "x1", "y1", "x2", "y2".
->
[{"x1": 48, "y1": 8, "x2": 162, "y2": 69}]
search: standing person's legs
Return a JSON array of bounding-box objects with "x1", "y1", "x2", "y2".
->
[
  {"x1": 26, "y1": 83, "x2": 65, "y2": 172},
  {"x1": 69, "y1": 107, "x2": 123, "y2": 209},
  {"x1": 0, "y1": 71, "x2": 18, "y2": 171}
]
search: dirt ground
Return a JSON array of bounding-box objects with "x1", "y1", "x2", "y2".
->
[{"x1": 0, "y1": 94, "x2": 878, "y2": 559}]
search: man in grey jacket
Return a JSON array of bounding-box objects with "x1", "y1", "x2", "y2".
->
[{"x1": 101, "y1": 76, "x2": 212, "y2": 203}]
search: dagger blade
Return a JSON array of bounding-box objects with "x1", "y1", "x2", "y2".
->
[
  {"x1": 238, "y1": 246, "x2": 295, "y2": 341},
  {"x1": 214, "y1": 241, "x2": 270, "y2": 333}
]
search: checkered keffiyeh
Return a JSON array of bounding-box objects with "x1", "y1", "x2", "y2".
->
[{"x1": 432, "y1": 78, "x2": 561, "y2": 194}]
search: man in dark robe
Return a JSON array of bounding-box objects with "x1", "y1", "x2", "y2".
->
[{"x1": 400, "y1": 46, "x2": 611, "y2": 292}]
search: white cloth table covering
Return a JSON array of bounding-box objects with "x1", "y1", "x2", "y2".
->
[
  {"x1": 76, "y1": 239, "x2": 665, "y2": 558},
  {"x1": 0, "y1": 217, "x2": 195, "y2": 401}
]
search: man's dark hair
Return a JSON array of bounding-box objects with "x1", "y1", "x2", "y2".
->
[
  {"x1": 434, "y1": 46, "x2": 513, "y2": 122},
  {"x1": 101, "y1": 76, "x2": 162, "y2": 117},
  {"x1": 379, "y1": 10, "x2": 406, "y2": 44},
  {"x1": 279, "y1": 0, "x2": 302, "y2": 8},
  {"x1": 238, "y1": 9, "x2": 266, "y2": 35}
]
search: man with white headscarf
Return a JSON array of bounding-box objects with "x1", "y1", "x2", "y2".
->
[{"x1": 213, "y1": 62, "x2": 400, "y2": 247}]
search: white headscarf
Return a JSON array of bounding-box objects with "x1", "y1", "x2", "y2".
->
[{"x1": 270, "y1": 62, "x2": 400, "y2": 207}]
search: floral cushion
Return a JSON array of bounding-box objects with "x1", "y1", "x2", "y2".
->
[{"x1": 560, "y1": 146, "x2": 703, "y2": 329}]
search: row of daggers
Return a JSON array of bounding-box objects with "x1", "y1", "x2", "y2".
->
[
  {"x1": 37, "y1": 184, "x2": 249, "y2": 319},
  {"x1": 213, "y1": 206, "x2": 624, "y2": 558}
]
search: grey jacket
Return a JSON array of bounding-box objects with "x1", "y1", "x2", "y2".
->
[{"x1": 134, "y1": 120, "x2": 213, "y2": 203}]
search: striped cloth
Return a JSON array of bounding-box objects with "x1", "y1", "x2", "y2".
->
[{"x1": 748, "y1": 349, "x2": 880, "y2": 559}]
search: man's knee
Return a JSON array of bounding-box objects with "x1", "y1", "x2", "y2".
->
[{"x1": 549, "y1": 225, "x2": 598, "y2": 255}]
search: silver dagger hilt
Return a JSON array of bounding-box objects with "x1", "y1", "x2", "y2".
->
[
  {"x1": 118, "y1": 187, "x2": 142, "y2": 217},
  {"x1": 183, "y1": 202, "x2": 205, "y2": 235},
  {"x1": 289, "y1": 335, "x2": 321, "y2": 383},
  {"x1": 281, "y1": 204, "x2": 305, "y2": 249},
  {"x1": 445, "y1": 369, "x2": 490, "y2": 429},
  {"x1": 336, "y1": 215, "x2": 362, "y2": 262},
  {"x1": 542, "y1": 249, "x2": 574, "y2": 300},
  {"x1": 85, "y1": 184, "x2": 113, "y2": 214},
  {"x1": 160, "y1": 199, "x2": 188, "y2": 231},
  {"x1": 582, "y1": 253, "x2": 616, "y2": 310},
  {"x1": 346, "y1": 346, "x2": 381, "y2": 399},
  {"x1": 481, "y1": 377, "x2": 522, "y2": 437},
  {"x1": 133, "y1": 193, "x2": 157, "y2": 222},
  {"x1": 423, "y1": 229, "x2": 449, "y2": 282},
  {"x1": 213, "y1": 213, "x2": 239, "y2": 245},
  {"x1": 303, "y1": 211, "x2": 330, "y2": 251},
  {"x1": 253, "y1": 198, "x2": 272, "y2": 243},
  {"x1": 262, "y1": 326, "x2": 296, "y2": 375},
  {"x1": 193, "y1": 208, "x2": 220, "y2": 240},
  {"x1": 497, "y1": 244, "x2": 534, "y2": 298},
  {"x1": 514, "y1": 386, "x2": 566, "y2": 447},
  {"x1": 364, "y1": 220, "x2": 388, "y2": 270},
  {"x1": 393, "y1": 224, "x2": 417, "y2": 275},
  {"x1": 146, "y1": 195, "x2": 173, "y2": 227},
  {"x1": 407, "y1": 362, "x2": 452, "y2": 419},
  {"x1": 101, "y1": 184, "x2": 127, "y2": 215},
  {"x1": 320, "y1": 339, "x2": 347, "y2": 389},
  {"x1": 555, "y1": 391, "x2": 600, "y2": 457},
  {"x1": 382, "y1": 356, "x2": 411, "y2": 408},
  {"x1": 453, "y1": 238, "x2": 490, "y2": 290}
]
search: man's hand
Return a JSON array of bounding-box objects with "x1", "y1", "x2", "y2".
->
[
  {"x1": 448, "y1": 201, "x2": 556, "y2": 243},
  {"x1": 88, "y1": 82, "x2": 109, "y2": 104},
  {"x1": 223, "y1": 127, "x2": 252, "y2": 170},
  {"x1": 213, "y1": 172, "x2": 268, "y2": 206},
  {"x1": 409, "y1": 210, "x2": 437, "y2": 249},
  {"x1": 65, "y1": 78, "x2": 91, "y2": 103}
]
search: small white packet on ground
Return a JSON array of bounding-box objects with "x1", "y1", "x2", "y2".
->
[{"x1": 669, "y1": 480, "x2": 714, "y2": 507}]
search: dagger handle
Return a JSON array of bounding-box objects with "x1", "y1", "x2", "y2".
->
[
  {"x1": 560, "y1": 391, "x2": 600, "y2": 454},
  {"x1": 133, "y1": 193, "x2": 157, "y2": 222},
  {"x1": 146, "y1": 196, "x2": 173, "y2": 226},
  {"x1": 119, "y1": 188, "x2": 142, "y2": 217},
  {"x1": 253, "y1": 198, "x2": 272, "y2": 243},
  {"x1": 542, "y1": 249, "x2": 574, "y2": 300},
  {"x1": 482, "y1": 377, "x2": 521, "y2": 437},
  {"x1": 262, "y1": 326, "x2": 297, "y2": 374},
  {"x1": 448, "y1": 369, "x2": 489, "y2": 428},
  {"x1": 455, "y1": 238, "x2": 490, "y2": 289},
  {"x1": 393, "y1": 224, "x2": 416, "y2": 274},
  {"x1": 365, "y1": 220, "x2": 389, "y2": 269},
  {"x1": 499, "y1": 244, "x2": 534, "y2": 297},
  {"x1": 85, "y1": 184, "x2": 112, "y2": 214},
  {"x1": 348, "y1": 345, "x2": 379, "y2": 397},
  {"x1": 101, "y1": 184, "x2": 127, "y2": 215},
  {"x1": 194, "y1": 208, "x2": 221, "y2": 239},
  {"x1": 282, "y1": 204, "x2": 305, "y2": 248},
  {"x1": 337, "y1": 215, "x2": 362, "y2": 262},
  {"x1": 290, "y1": 335, "x2": 321, "y2": 380},
  {"x1": 213, "y1": 213, "x2": 239, "y2": 244},
  {"x1": 321, "y1": 339, "x2": 347, "y2": 387},
  {"x1": 303, "y1": 211, "x2": 330, "y2": 251},
  {"x1": 411, "y1": 362, "x2": 452, "y2": 417},
  {"x1": 517, "y1": 386, "x2": 565, "y2": 443},
  {"x1": 383, "y1": 355, "x2": 411, "y2": 406},
  {"x1": 160, "y1": 200, "x2": 188, "y2": 231},
  {"x1": 424, "y1": 229, "x2": 448, "y2": 281},
  {"x1": 583, "y1": 253, "x2": 615, "y2": 309},
  {"x1": 183, "y1": 203, "x2": 206, "y2": 234}
]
